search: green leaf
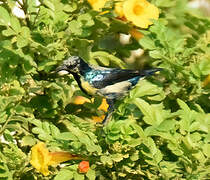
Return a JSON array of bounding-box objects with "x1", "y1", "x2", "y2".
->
[
  {"x1": 21, "y1": 135, "x2": 36, "y2": 146},
  {"x1": 90, "y1": 51, "x2": 126, "y2": 68},
  {"x1": 42, "y1": 121, "x2": 51, "y2": 134},
  {"x1": 111, "y1": 153, "x2": 124, "y2": 162},
  {"x1": 199, "y1": 59, "x2": 210, "y2": 75},
  {"x1": 100, "y1": 156, "x2": 113, "y2": 166},
  {"x1": 63, "y1": 3, "x2": 77, "y2": 12},
  {"x1": 203, "y1": 144, "x2": 210, "y2": 157},
  {"x1": 50, "y1": 124, "x2": 60, "y2": 137},
  {"x1": 177, "y1": 99, "x2": 190, "y2": 112},
  {"x1": 157, "y1": 120, "x2": 176, "y2": 132},
  {"x1": 155, "y1": 0, "x2": 176, "y2": 7},
  {"x1": 2, "y1": 28, "x2": 16, "y2": 36},
  {"x1": 139, "y1": 36, "x2": 156, "y2": 50},
  {"x1": 86, "y1": 169, "x2": 95, "y2": 180},
  {"x1": 43, "y1": 0, "x2": 55, "y2": 11},
  {"x1": 54, "y1": 170, "x2": 73, "y2": 180},
  {"x1": 21, "y1": 26, "x2": 31, "y2": 38},
  {"x1": 69, "y1": 20, "x2": 82, "y2": 35},
  {"x1": 37, "y1": 59, "x2": 57, "y2": 71},
  {"x1": 131, "y1": 123, "x2": 146, "y2": 138},
  {"x1": 0, "y1": 6, "x2": 10, "y2": 26},
  {"x1": 73, "y1": 172, "x2": 84, "y2": 180},
  {"x1": 149, "y1": 50, "x2": 162, "y2": 59},
  {"x1": 78, "y1": 13, "x2": 94, "y2": 27},
  {"x1": 56, "y1": 132, "x2": 78, "y2": 141},
  {"x1": 133, "y1": 98, "x2": 156, "y2": 125},
  {"x1": 16, "y1": 35, "x2": 28, "y2": 48},
  {"x1": 130, "y1": 80, "x2": 163, "y2": 99},
  {"x1": 10, "y1": 16, "x2": 21, "y2": 33}
]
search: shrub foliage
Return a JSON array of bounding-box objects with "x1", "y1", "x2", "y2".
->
[{"x1": 0, "y1": 0, "x2": 210, "y2": 179}]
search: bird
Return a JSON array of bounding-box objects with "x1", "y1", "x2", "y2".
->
[{"x1": 56, "y1": 56, "x2": 162, "y2": 125}]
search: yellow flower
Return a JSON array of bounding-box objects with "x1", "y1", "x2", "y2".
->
[
  {"x1": 30, "y1": 142, "x2": 51, "y2": 176},
  {"x1": 115, "y1": 1, "x2": 124, "y2": 18},
  {"x1": 30, "y1": 142, "x2": 81, "y2": 176},
  {"x1": 203, "y1": 74, "x2": 210, "y2": 87},
  {"x1": 122, "y1": 0, "x2": 159, "y2": 28},
  {"x1": 87, "y1": 0, "x2": 108, "y2": 11},
  {"x1": 74, "y1": 96, "x2": 91, "y2": 105},
  {"x1": 129, "y1": 28, "x2": 144, "y2": 40},
  {"x1": 98, "y1": 98, "x2": 109, "y2": 112},
  {"x1": 73, "y1": 96, "x2": 108, "y2": 123}
]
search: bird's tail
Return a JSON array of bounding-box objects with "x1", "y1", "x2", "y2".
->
[{"x1": 142, "y1": 68, "x2": 163, "y2": 76}]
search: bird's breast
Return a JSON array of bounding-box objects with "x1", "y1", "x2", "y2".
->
[
  {"x1": 80, "y1": 79, "x2": 98, "y2": 95},
  {"x1": 97, "y1": 80, "x2": 132, "y2": 98}
]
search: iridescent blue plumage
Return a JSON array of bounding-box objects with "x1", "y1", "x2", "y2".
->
[
  {"x1": 84, "y1": 69, "x2": 110, "y2": 84},
  {"x1": 56, "y1": 56, "x2": 162, "y2": 125},
  {"x1": 128, "y1": 76, "x2": 141, "y2": 86}
]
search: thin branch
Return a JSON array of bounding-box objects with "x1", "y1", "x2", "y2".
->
[
  {"x1": 32, "y1": 6, "x2": 40, "y2": 28},
  {"x1": 17, "y1": 0, "x2": 31, "y2": 28}
]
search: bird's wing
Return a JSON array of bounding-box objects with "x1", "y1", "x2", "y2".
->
[{"x1": 90, "y1": 68, "x2": 142, "y2": 89}]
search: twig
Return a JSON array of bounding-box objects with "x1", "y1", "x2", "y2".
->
[{"x1": 17, "y1": 0, "x2": 31, "y2": 28}]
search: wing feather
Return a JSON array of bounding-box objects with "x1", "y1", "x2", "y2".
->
[{"x1": 91, "y1": 69, "x2": 141, "y2": 89}]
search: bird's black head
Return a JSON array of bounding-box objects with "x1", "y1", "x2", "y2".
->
[{"x1": 56, "y1": 56, "x2": 86, "y2": 74}]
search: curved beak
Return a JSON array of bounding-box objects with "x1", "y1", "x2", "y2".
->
[{"x1": 55, "y1": 64, "x2": 69, "y2": 75}]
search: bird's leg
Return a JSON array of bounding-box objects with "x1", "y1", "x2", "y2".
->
[{"x1": 102, "y1": 99, "x2": 115, "y2": 125}]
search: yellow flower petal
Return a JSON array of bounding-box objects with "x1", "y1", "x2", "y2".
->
[
  {"x1": 123, "y1": 0, "x2": 159, "y2": 28},
  {"x1": 115, "y1": 1, "x2": 124, "y2": 18},
  {"x1": 88, "y1": 0, "x2": 108, "y2": 11},
  {"x1": 203, "y1": 74, "x2": 210, "y2": 87},
  {"x1": 129, "y1": 28, "x2": 144, "y2": 40},
  {"x1": 49, "y1": 152, "x2": 81, "y2": 166},
  {"x1": 74, "y1": 96, "x2": 91, "y2": 105},
  {"x1": 30, "y1": 143, "x2": 83, "y2": 176},
  {"x1": 92, "y1": 115, "x2": 105, "y2": 123},
  {"x1": 98, "y1": 98, "x2": 109, "y2": 112},
  {"x1": 30, "y1": 142, "x2": 51, "y2": 176}
]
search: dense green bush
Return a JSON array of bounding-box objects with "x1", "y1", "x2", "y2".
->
[{"x1": 0, "y1": 0, "x2": 210, "y2": 179}]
